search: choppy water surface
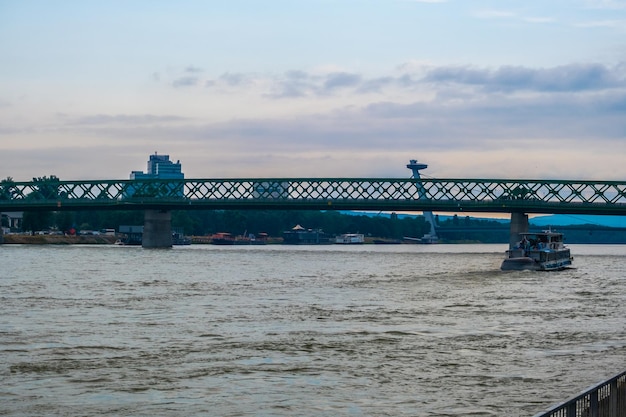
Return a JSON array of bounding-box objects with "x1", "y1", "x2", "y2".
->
[{"x1": 1, "y1": 244, "x2": 625, "y2": 416}]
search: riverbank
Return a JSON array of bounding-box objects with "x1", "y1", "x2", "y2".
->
[{"x1": 1, "y1": 234, "x2": 118, "y2": 245}]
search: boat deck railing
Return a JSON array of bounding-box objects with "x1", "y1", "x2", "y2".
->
[{"x1": 532, "y1": 370, "x2": 626, "y2": 417}]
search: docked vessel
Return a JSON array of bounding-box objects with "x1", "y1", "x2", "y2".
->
[
  {"x1": 211, "y1": 232, "x2": 236, "y2": 245},
  {"x1": 210, "y1": 232, "x2": 268, "y2": 245},
  {"x1": 172, "y1": 231, "x2": 191, "y2": 245},
  {"x1": 501, "y1": 230, "x2": 573, "y2": 271},
  {"x1": 335, "y1": 233, "x2": 364, "y2": 244}
]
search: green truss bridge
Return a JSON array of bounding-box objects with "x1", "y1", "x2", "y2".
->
[
  {"x1": 2, "y1": 177, "x2": 626, "y2": 247},
  {"x1": 2, "y1": 177, "x2": 626, "y2": 214}
]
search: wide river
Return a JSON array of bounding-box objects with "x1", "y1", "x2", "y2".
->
[{"x1": 1, "y1": 243, "x2": 624, "y2": 416}]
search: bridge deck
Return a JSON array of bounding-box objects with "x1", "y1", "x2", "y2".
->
[{"x1": 1, "y1": 178, "x2": 626, "y2": 215}]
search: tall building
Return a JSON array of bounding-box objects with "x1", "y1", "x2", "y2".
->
[
  {"x1": 130, "y1": 153, "x2": 184, "y2": 180},
  {"x1": 126, "y1": 153, "x2": 184, "y2": 198}
]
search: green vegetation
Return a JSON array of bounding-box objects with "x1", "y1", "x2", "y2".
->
[
  {"x1": 16, "y1": 176, "x2": 59, "y2": 235},
  {"x1": 435, "y1": 214, "x2": 509, "y2": 243},
  {"x1": 9, "y1": 208, "x2": 625, "y2": 243},
  {"x1": 47, "y1": 209, "x2": 430, "y2": 240},
  {"x1": 0, "y1": 177, "x2": 17, "y2": 201}
]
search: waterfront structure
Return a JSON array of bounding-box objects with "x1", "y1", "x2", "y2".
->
[
  {"x1": 283, "y1": 225, "x2": 331, "y2": 244},
  {"x1": 1, "y1": 211, "x2": 23, "y2": 232},
  {"x1": 406, "y1": 160, "x2": 439, "y2": 243}
]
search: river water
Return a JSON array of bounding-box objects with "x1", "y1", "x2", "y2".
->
[{"x1": 1, "y1": 243, "x2": 624, "y2": 416}]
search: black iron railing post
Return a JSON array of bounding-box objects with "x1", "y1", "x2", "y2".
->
[{"x1": 532, "y1": 370, "x2": 626, "y2": 417}]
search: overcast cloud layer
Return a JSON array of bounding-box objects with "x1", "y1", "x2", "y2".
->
[{"x1": 1, "y1": 0, "x2": 625, "y2": 181}]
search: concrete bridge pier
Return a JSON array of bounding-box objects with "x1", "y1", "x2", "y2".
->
[
  {"x1": 509, "y1": 212, "x2": 529, "y2": 249},
  {"x1": 142, "y1": 210, "x2": 172, "y2": 248}
]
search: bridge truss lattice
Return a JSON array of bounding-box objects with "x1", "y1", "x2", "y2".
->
[{"x1": 1, "y1": 178, "x2": 626, "y2": 215}]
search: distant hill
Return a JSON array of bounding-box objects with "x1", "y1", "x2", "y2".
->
[
  {"x1": 341, "y1": 210, "x2": 510, "y2": 222},
  {"x1": 530, "y1": 214, "x2": 626, "y2": 228},
  {"x1": 343, "y1": 211, "x2": 626, "y2": 228},
  {"x1": 339, "y1": 211, "x2": 626, "y2": 243}
]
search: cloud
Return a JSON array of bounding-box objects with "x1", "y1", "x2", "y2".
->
[
  {"x1": 163, "y1": 62, "x2": 625, "y2": 99},
  {"x1": 266, "y1": 71, "x2": 369, "y2": 98},
  {"x1": 172, "y1": 76, "x2": 200, "y2": 88},
  {"x1": 3, "y1": 61, "x2": 625, "y2": 181},
  {"x1": 49, "y1": 84, "x2": 626, "y2": 153},
  {"x1": 321, "y1": 72, "x2": 363, "y2": 92},
  {"x1": 422, "y1": 63, "x2": 625, "y2": 92},
  {"x1": 199, "y1": 72, "x2": 255, "y2": 91},
  {"x1": 185, "y1": 65, "x2": 203, "y2": 73},
  {"x1": 4, "y1": 85, "x2": 624, "y2": 180},
  {"x1": 219, "y1": 72, "x2": 249, "y2": 86},
  {"x1": 270, "y1": 71, "x2": 420, "y2": 98},
  {"x1": 472, "y1": 9, "x2": 557, "y2": 25},
  {"x1": 357, "y1": 76, "x2": 398, "y2": 93},
  {"x1": 267, "y1": 71, "x2": 313, "y2": 98},
  {"x1": 268, "y1": 71, "x2": 371, "y2": 97},
  {"x1": 68, "y1": 114, "x2": 189, "y2": 126},
  {"x1": 8, "y1": 63, "x2": 622, "y2": 155}
]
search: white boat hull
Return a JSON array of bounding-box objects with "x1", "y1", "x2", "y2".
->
[{"x1": 501, "y1": 256, "x2": 572, "y2": 271}]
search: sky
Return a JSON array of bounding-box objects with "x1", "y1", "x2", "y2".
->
[{"x1": 1, "y1": 0, "x2": 626, "y2": 182}]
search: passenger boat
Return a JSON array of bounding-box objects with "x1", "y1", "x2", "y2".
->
[{"x1": 501, "y1": 230, "x2": 573, "y2": 271}]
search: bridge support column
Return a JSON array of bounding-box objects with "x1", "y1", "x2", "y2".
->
[
  {"x1": 142, "y1": 210, "x2": 172, "y2": 248},
  {"x1": 509, "y1": 212, "x2": 528, "y2": 249}
]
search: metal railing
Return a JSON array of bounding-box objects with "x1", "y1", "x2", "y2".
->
[{"x1": 533, "y1": 370, "x2": 626, "y2": 417}]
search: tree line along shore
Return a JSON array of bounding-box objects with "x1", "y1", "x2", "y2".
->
[
  {"x1": 2, "y1": 234, "x2": 118, "y2": 245},
  {"x1": 3, "y1": 209, "x2": 625, "y2": 244}
]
